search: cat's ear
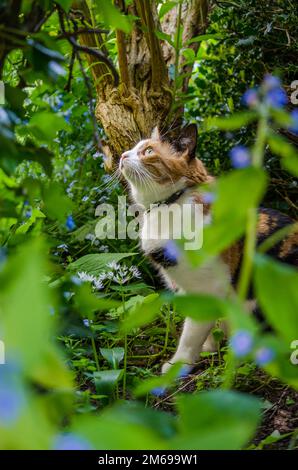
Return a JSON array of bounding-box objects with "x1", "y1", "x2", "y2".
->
[
  {"x1": 177, "y1": 124, "x2": 197, "y2": 158},
  {"x1": 151, "y1": 126, "x2": 160, "y2": 141}
]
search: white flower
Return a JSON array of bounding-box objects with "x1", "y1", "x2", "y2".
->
[
  {"x1": 107, "y1": 261, "x2": 120, "y2": 270},
  {"x1": 78, "y1": 271, "x2": 96, "y2": 283},
  {"x1": 129, "y1": 266, "x2": 141, "y2": 279},
  {"x1": 93, "y1": 279, "x2": 104, "y2": 290}
]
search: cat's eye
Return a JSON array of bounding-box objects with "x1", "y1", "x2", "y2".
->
[{"x1": 144, "y1": 147, "x2": 154, "y2": 156}]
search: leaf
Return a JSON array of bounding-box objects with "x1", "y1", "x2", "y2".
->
[
  {"x1": 182, "y1": 48, "x2": 196, "y2": 64},
  {"x1": 93, "y1": 369, "x2": 123, "y2": 397},
  {"x1": 75, "y1": 284, "x2": 120, "y2": 318},
  {"x1": 69, "y1": 252, "x2": 136, "y2": 276},
  {"x1": 121, "y1": 293, "x2": 164, "y2": 333},
  {"x1": 42, "y1": 182, "x2": 74, "y2": 222},
  {"x1": 186, "y1": 33, "x2": 222, "y2": 45},
  {"x1": 172, "y1": 390, "x2": 261, "y2": 449},
  {"x1": 254, "y1": 255, "x2": 298, "y2": 343},
  {"x1": 267, "y1": 132, "x2": 298, "y2": 177},
  {"x1": 172, "y1": 294, "x2": 227, "y2": 321},
  {"x1": 55, "y1": 0, "x2": 72, "y2": 12},
  {"x1": 159, "y1": 1, "x2": 177, "y2": 19},
  {"x1": 188, "y1": 168, "x2": 267, "y2": 266},
  {"x1": 15, "y1": 208, "x2": 45, "y2": 235},
  {"x1": 28, "y1": 111, "x2": 69, "y2": 143},
  {"x1": 96, "y1": 0, "x2": 132, "y2": 33},
  {"x1": 134, "y1": 362, "x2": 185, "y2": 397},
  {"x1": 205, "y1": 112, "x2": 257, "y2": 131},
  {"x1": 100, "y1": 347, "x2": 124, "y2": 369},
  {"x1": 155, "y1": 30, "x2": 175, "y2": 48}
]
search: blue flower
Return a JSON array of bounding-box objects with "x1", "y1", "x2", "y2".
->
[
  {"x1": 0, "y1": 247, "x2": 7, "y2": 271},
  {"x1": 229, "y1": 145, "x2": 251, "y2": 168},
  {"x1": 202, "y1": 192, "x2": 215, "y2": 204},
  {"x1": 71, "y1": 275, "x2": 82, "y2": 286},
  {"x1": 230, "y1": 330, "x2": 253, "y2": 357},
  {"x1": 0, "y1": 365, "x2": 25, "y2": 425},
  {"x1": 242, "y1": 88, "x2": 259, "y2": 108},
  {"x1": 288, "y1": 109, "x2": 298, "y2": 135},
  {"x1": 177, "y1": 364, "x2": 192, "y2": 378},
  {"x1": 0, "y1": 387, "x2": 24, "y2": 424},
  {"x1": 150, "y1": 386, "x2": 167, "y2": 397},
  {"x1": 263, "y1": 74, "x2": 281, "y2": 91},
  {"x1": 164, "y1": 240, "x2": 180, "y2": 264},
  {"x1": 65, "y1": 215, "x2": 76, "y2": 231},
  {"x1": 54, "y1": 433, "x2": 92, "y2": 450},
  {"x1": 255, "y1": 347, "x2": 275, "y2": 366},
  {"x1": 265, "y1": 87, "x2": 288, "y2": 108},
  {"x1": 25, "y1": 209, "x2": 32, "y2": 219}
]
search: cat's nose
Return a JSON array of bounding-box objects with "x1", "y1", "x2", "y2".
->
[{"x1": 121, "y1": 151, "x2": 130, "y2": 160}]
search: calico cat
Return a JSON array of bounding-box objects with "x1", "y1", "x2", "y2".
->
[{"x1": 119, "y1": 124, "x2": 298, "y2": 373}]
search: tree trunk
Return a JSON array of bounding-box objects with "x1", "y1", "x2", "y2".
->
[{"x1": 77, "y1": 0, "x2": 209, "y2": 164}]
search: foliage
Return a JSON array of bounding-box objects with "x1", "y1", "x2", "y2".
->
[{"x1": 0, "y1": 0, "x2": 297, "y2": 450}]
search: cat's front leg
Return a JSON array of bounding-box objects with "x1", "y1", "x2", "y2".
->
[{"x1": 162, "y1": 318, "x2": 214, "y2": 374}]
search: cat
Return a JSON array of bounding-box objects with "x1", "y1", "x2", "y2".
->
[{"x1": 119, "y1": 124, "x2": 298, "y2": 374}]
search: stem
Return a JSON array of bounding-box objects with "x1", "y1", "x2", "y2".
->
[
  {"x1": 90, "y1": 329, "x2": 100, "y2": 371},
  {"x1": 174, "y1": 1, "x2": 182, "y2": 92},
  {"x1": 237, "y1": 114, "x2": 267, "y2": 300},
  {"x1": 121, "y1": 289, "x2": 128, "y2": 399}
]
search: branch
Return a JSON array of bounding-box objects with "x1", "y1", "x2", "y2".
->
[
  {"x1": 135, "y1": 0, "x2": 168, "y2": 89},
  {"x1": 57, "y1": 7, "x2": 119, "y2": 87},
  {"x1": 116, "y1": 29, "x2": 130, "y2": 87}
]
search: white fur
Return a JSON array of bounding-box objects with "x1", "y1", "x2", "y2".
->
[{"x1": 120, "y1": 143, "x2": 231, "y2": 373}]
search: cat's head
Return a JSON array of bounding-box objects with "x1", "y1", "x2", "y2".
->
[{"x1": 119, "y1": 124, "x2": 209, "y2": 207}]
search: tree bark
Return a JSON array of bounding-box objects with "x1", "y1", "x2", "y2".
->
[{"x1": 76, "y1": 0, "x2": 209, "y2": 164}]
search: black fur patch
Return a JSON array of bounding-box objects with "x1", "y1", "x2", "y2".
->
[{"x1": 148, "y1": 247, "x2": 178, "y2": 268}]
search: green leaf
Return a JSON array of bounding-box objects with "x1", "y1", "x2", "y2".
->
[
  {"x1": 267, "y1": 132, "x2": 298, "y2": 177},
  {"x1": 100, "y1": 347, "x2": 125, "y2": 369},
  {"x1": 172, "y1": 390, "x2": 261, "y2": 449},
  {"x1": 15, "y1": 208, "x2": 45, "y2": 235},
  {"x1": 254, "y1": 255, "x2": 298, "y2": 343},
  {"x1": 75, "y1": 283, "x2": 120, "y2": 318},
  {"x1": 155, "y1": 30, "x2": 175, "y2": 48},
  {"x1": 182, "y1": 48, "x2": 196, "y2": 63},
  {"x1": 205, "y1": 112, "x2": 257, "y2": 131},
  {"x1": 28, "y1": 111, "x2": 69, "y2": 143},
  {"x1": 173, "y1": 294, "x2": 227, "y2": 321},
  {"x1": 96, "y1": 0, "x2": 132, "y2": 33},
  {"x1": 159, "y1": 1, "x2": 177, "y2": 19},
  {"x1": 93, "y1": 369, "x2": 123, "y2": 397},
  {"x1": 69, "y1": 252, "x2": 136, "y2": 276},
  {"x1": 121, "y1": 293, "x2": 164, "y2": 333},
  {"x1": 134, "y1": 362, "x2": 185, "y2": 397},
  {"x1": 55, "y1": 0, "x2": 72, "y2": 12},
  {"x1": 186, "y1": 33, "x2": 222, "y2": 45},
  {"x1": 42, "y1": 182, "x2": 74, "y2": 222},
  {"x1": 188, "y1": 168, "x2": 267, "y2": 266}
]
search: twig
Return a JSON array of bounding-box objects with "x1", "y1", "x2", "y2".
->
[
  {"x1": 57, "y1": 6, "x2": 119, "y2": 87},
  {"x1": 65, "y1": 47, "x2": 76, "y2": 92}
]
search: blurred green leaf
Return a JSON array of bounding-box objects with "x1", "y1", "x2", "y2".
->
[
  {"x1": 267, "y1": 132, "x2": 298, "y2": 177},
  {"x1": 172, "y1": 390, "x2": 261, "y2": 449},
  {"x1": 96, "y1": 0, "x2": 132, "y2": 33},
  {"x1": 205, "y1": 112, "x2": 257, "y2": 130},
  {"x1": 254, "y1": 255, "x2": 298, "y2": 343}
]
